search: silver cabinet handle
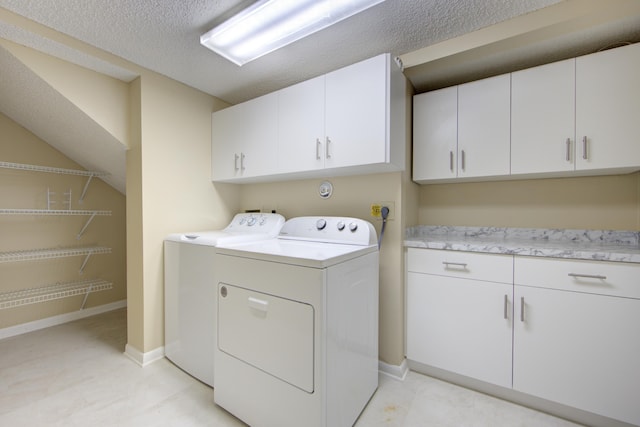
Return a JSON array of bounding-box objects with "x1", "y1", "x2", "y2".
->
[
  {"x1": 234, "y1": 153, "x2": 239, "y2": 171},
  {"x1": 325, "y1": 137, "x2": 332, "y2": 159},
  {"x1": 316, "y1": 138, "x2": 321, "y2": 160},
  {"x1": 565, "y1": 138, "x2": 571, "y2": 162},
  {"x1": 449, "y1": 151, "x2": 454, "y2": 172},
  {"x1": 582, "y1": 136, "x2": 588, "y2": 160},
  {"x1": 568, "y1": 273, "x2": 607, "y2": 280},
  {"x1": 520, "y1": 297, "x2": 525, "y2": 322},
  {"x1": 442, "y1": 261, "x2": 467, "y2": 269},
  {"x1": 460, "y1": 149, "x2": 466, "y2": 171},
  {"x1": 503, "y1": 294, "x2": 508, "y2": 320},
  {"x1": 240, "y1": 152, "x2": 246, "y2": 171}
]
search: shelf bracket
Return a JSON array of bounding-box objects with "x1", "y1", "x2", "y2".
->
[
  {"x1": 80, "y1": 282, "x2": 94, "y2": 309},
  {"x1": 77, "y1": 212, "x2": 98, "y2": 240},
  {"x1": 78, "y1": 173, "x2": 95, "y2": 204},
  {"x1": 79, "y1": 250, "x2": 94, "y2": 275}
]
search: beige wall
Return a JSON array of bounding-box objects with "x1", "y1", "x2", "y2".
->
[
  {"x1": 418, "y1": 172, "x2": 640, "y2": 230},
  {"x1": 0, "y1": 113, "x2": 127, "y2": 328},
  {"x1": 127, "y1": 71, "x2": 238, "y2": 353}
]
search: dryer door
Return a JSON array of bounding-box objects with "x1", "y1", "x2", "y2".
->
[{"x1": 218, "y1": 283, "x2": 315, "y2": 393}]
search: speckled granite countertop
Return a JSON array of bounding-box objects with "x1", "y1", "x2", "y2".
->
[{"x1": 405, "y1": 226, "x2": 640, "y2": 264}]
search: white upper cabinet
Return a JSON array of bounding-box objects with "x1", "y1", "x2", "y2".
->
[
  {"x1": 413, "y1": 74, "x2": 510, "y2": 183},
  {"x1": 211, "y1": 102, "x2": 243, "y2": 181},
  {"x1": 324, "y1": 54, "x2": 389, "y2": 169},
  {"x1": 277, "y1": 76, "x2": 326, "y2": 174},
  {"x1": 457, "y1": 74, "x2": 511, "y2": 179},
  {"x1": 575, "y1": 42, "x2": 640, "y2": 172},
  {"x1": 211, "y1": 92, "x2": 278, "y2": 181},
  {"x1": 413, "y1": 42, "x2": 640, "y2": 184},
  {"x1": 413, "y1": 86, "x2": 457, "y2": 181},
  {"x1": 511, "y1": 59, "x2": 576, "y2": 175},
  {"x1": 213, "y1": 53, "x2": 406, "y2": 183}
]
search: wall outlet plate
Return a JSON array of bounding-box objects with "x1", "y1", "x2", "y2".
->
[{"x1": 370, "y1": 201, "x2": 394, "y2": 220}]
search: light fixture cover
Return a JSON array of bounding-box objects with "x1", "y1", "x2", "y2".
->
[{"x1": 200, "y1": 0, "x2": 385, "y2": 66}]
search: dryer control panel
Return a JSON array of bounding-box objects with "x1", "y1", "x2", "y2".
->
[{"x1": 278, "y1": 216, "x2": 377, "y2": 246}]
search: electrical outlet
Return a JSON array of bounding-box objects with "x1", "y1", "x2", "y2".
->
[{"x1": 370, "y1": 201, "x2": 394, "y2": 220}]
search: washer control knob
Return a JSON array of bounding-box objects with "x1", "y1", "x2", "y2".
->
[
  {"x1": 259, "y1": 216, "x2": 267, "y2": 225},
  {"x1": 337, "y1": 221, "x2": 345, "y2": 231},
  {"x1": 247, "y1": 217, "x2": 256, "y2": 226},
  {"x1": 316, "y1": 218, "x2": 327, "y2": 230},
  {"x1": 349, "y1": 222, "x2": 358, "y2": 232}
]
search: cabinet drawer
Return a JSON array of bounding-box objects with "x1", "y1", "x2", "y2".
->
[
  {"x1": 407, "y1": 248, "x2": 513, "y2": 283},
  {"x1": 514, "y1": 256, "x2": 640, "y2": 299}
]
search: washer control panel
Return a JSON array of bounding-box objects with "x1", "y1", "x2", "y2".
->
[
  {"x1": 280, "y1": 216, "x2": 376, "y2": 246},
  {"x1": 224, "y1": 213, "x2": 285, "y2": 233}
]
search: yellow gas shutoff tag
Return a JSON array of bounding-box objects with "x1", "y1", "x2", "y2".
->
[{"x1": 370, "y1": 204, "x2": 382, "y2": 218}]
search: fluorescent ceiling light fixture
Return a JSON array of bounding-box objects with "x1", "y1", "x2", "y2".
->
[{"x1": 200, "y1": 0, "x2": 385, "y2": 66}]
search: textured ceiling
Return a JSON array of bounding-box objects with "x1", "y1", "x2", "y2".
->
[
  {"x1": 1, "y1": 0, "x2": 640, "y2": 195},
  {"x1": 0, "y1": 0, "x2": 563, "y2": 105}
]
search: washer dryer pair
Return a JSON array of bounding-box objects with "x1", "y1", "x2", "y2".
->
[
  {"x1": 163, "y1": 212, "x2": 285, "y2": 386},
  {"x1": 214, "y1": 216, "x2": 379, "y2": 427}
]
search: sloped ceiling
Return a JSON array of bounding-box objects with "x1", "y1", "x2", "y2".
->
[
  {"x1": 1, "y1": 0, "x2": 640, "y2": 195},
  {"x1": 0, "y1": 45, "x2": 127, "y2": 193}
]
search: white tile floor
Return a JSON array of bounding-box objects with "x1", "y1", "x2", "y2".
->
[{"x1": 0, "y1": 308, "x2": 584, "y2": 427}]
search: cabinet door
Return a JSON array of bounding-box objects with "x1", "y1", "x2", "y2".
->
[
  {"x1": 511, "y1": 59, "x2": 576, "y2": 175},
  {"x1": 324, "y1": 54, "x2": 387, "y2": 169},
  {"x1": 457, "y1": 74, "x2": 511, "y2": 179},
  {"x1": 241, "y1": 92, "x2": 279, "y2": 179},
  {"x1": 413, "y1": 87, "x2": 458, "y2": 182},
  {"x1": 278, "y1": 76, "x2": 326, "y2": 174},
  {"x1": 575, "y1": 42, "x2": 640, "y2": 171},
  {"x1": 211, "y1": 103, "x2": 243, "y2": 181},
  {"x1": 211, "y1": 93, "x2": 278, "y2": 181},
  {"x1": 513, "y1": 286, "x2": 640, "y2": 425},
  {"x1": 407, "y1": 272, "x2": 513, "y2": 388}
]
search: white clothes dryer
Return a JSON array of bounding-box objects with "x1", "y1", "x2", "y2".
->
[
  {"x1": 214, "y1": 216, "x2": 379, "y2": 427},
  {"x1": 163, "y1": 212, "x2": 285, "y2": 386}
]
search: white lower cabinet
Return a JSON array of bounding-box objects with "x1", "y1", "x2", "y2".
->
[
  {"x1": 513, "y1": 257, "x2": 640, "y2": 426},
  {"x1": 406, "y1": 249, "x2": 513, "y2": 388},
  {"x1": 407, "y1": 249, "x2": 640, "y2": 426}
]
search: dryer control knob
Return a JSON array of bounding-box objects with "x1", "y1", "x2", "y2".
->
[
  {"x1": 349, "y1": 222, "x2": 358, "y2": 232},
  {"x1": 316, "y1": 219, "x2": 327, "y2": 230},
  {"x1": 337, "y1": 221, "x2": 345, "y2": 231}
]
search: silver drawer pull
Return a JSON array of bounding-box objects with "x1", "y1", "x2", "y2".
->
[
  {"x1": 568, "y1": 273, "x2": 607, "y2": 280},
  {"x1": 520, "y1": 297, "x2": 525, "y2": 322},
  {"x1": 442, "y1": 261, "x2": 467, "y2": 269}
]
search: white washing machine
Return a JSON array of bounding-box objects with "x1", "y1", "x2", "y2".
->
[
  {"x1": 163, "y1": 212, "x2": 285, "y2": 387},
  {"x1": 214, "y1": 216, "x2": 379, "y2": 427}
]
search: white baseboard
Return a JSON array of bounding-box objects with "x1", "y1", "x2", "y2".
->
[
  {"x1": 379, "y1": 357, "x2": 409, "y2": 380},
  {"x1": 124, "y1": 343, "x2": 165, "y2": 367},
  {"x1": 0, "y1": 299, "x2": 127, "y2": 340}
]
